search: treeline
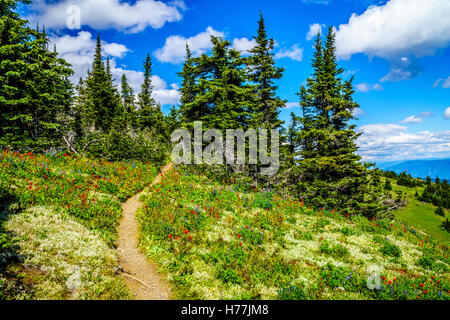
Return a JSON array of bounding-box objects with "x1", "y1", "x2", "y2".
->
[
  {"x1": 383, "y1": 171, "x2": 449, "y2": 209},
  {"x1": 72, "y1": 37, "x2": 169, "y2": 164},
  {"x1": 1, "y1": 0, "x2": 171, "y2": 165},
  {"x1": 174, "y1": 13, "x2": 393, "y2": 218},
  {"x1": 0, "y1": 3, "x2": 398, "y2": 218},
  {"x1": 420, "y1": 177, "x2": 450, "y2": 210},
  {"x1": 383, "y1": 171, "x2": 424, "y2": 188}
]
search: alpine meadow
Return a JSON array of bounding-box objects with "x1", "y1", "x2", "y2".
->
[{"x1": 1, "y1": 0, "x2": 449, "y2": 305}]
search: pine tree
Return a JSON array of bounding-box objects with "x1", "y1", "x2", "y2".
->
[
  {"x1": 179, "y1": 45, "x2": 196, "y2": 107},
  {"x1": 138, "y1": 53, "x2": 157, "y2": 129},
  {"x1": 0, "y1": 0, "x2": 73, "y2": 150},
  {"x1": 190, "y1": 36, "x2": 253, "y2": 130},
  {"x1": 120, "y1": 73, "x2": 136, "y2": 126},
  {"x1": 247, "y1": 12, "x2": 285, "y2": 129},
  {"x1": 436, "y1": 206, "x2": 445, "y2": 217},
  {"x1": 83, "y1": 35, "x2": 120, "y2": 133},
  {"x1": 384, "y1": 179, "x2": 393, "y2": 191},
  {"x1": 293, "y1": 27, "x2": 385, "y2": 218}
]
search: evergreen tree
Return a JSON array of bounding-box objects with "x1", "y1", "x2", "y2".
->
[
  {"x1": 247, "y1": 12, "x2": 285, "y2": 129},
  {"x1": 436, "y1": 206, "x2": 445, "y2": 217},
  {"x1": 138, "y1": 53, "x2": 158, "y2": 129},
  {"x1": 442, "y1": 218, "x2": 450, "y2": 233},
  {"x1": 120, "y1": 73, "x2": 136, "y2": 127},
  {"x1": 0, "y1": 0, "x2": 73, "y2": 150},
  {"x1": 83, "y1": 35, "x2": 119, "y2": 133},
  {"x1": 191, "y1": 36, "x2": 254, "y2": 130},
  {"x1": 384, "y1": 179, "x2": 393, "y2": 191},
  {"x1": 178, "y1": 44, "x2": 197, "y2": 123},
  {"x1": 293, "y1": 27, "x2": 385, "y2": 217}
]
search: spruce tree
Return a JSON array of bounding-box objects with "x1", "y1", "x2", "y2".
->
[
  {"x1": 0, "y1": 0, "x2": 73, "y2": 150},
  {"x1": 247, "y1": 12, "x2": 285, "y2": 129},
  {"x1": 82, "y1": 35, "x2": 120, "y2": 134},
  {"x1": 178, "y1": 44, "x2": 198, "y2": 126},
  {"x1": 384, "y1": 179, "x2": 393, "y2": 191},
  {"x1": 190, "y1": 36, "x2": 253, "y2": 130},
  {"x1": 138, "y1": 53, "x2": 157, "y2": 129},
  {"x1": 120, "y1": 73, "x2": 136, "y2": 126},
  {"x1": 293, "y1": 27, "x2": 385, "y2": 218}
]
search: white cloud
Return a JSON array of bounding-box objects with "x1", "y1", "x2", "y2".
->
[
  {"x1": 444, "y1": 107, "x2": 450, "y2": 119},
  {"x1": 50, "y1": 31, "x2": 180, "y2": 106},
  {"x1": 353, "y1": 108, "x2": 365, "y2": 117},
  {"x1": 357, "y1": 123, "x2": 450, "y2": 161},
  {"x1": 400, "y1": 111, "x2": 434, "y2": 124},
  {"x1": 335, "y1": 0, "x2": 450, "y2": 60},
  {"x1": 306, "y1": 23, "x2": 325, "y2": 41},
  {"x1": 231, "y1": 37, "x2": 257, "y2": 55},
  {"x1": 154, "y1": 26, "x2": 224, "y2": 64},
  {"x1": 433, "y1": 76, "x2": 450, "y2": 88},
  {"x1": 29, "y1": 0, "x2": 184, "y2": 33},
  {"x1": 355, "y1": 83, "x2": 384, "y2": 92},
  {"x1": 285, "y1": 102, "x2": 300, "y2": 109},
  {"x1": 400, "y1": 116, "x2": 422, "y2": 124},
  {"x1": 275, "y1": 44, "x2": 304, "y2": 61}
]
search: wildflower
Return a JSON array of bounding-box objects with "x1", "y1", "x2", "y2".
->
[
  {"x1": 184, "y1": 230, "x2": 189, "y2": 234},
  {"x1": 169, "y1": 234, "x2": 173, "y2": 238}
]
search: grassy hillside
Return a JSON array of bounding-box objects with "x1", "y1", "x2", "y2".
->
[
  {"x1": 0, "y1": 149, "x2": 158, "y2": 299},
  {"x1": 137, "y1": 166, "x2": 450, "y2": 300},
  {"x1": 390, "y1": 180, "x2": 449, "y2": 242}
]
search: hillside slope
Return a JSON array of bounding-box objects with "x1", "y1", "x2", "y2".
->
[
  {"x1": 137, "y1": 165, "x2": 450, "y2": 300},
  {"x1": 0, "y1": 149, "x2": 158, "y2": 299}
]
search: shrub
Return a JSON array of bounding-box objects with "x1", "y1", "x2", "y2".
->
[
  {"x1": 435, "y1": 206, "x2": 445, "y2": 217},
  {"x1": 320, "y1": 241, "x2": 350, "y2": 259},
  {"x1": 380, "y1": 242, "x2": 402, "y2": 258}
]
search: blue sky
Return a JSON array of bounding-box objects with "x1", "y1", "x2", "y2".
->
[{"x1": 22, "y1": 0, "x2": 450, "y2": 162}]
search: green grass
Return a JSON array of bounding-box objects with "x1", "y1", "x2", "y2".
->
[
  {"x1": 390, "y1": 180, "x2": 449, "y2": 242},
  {"x1": 0, "y1": 149, "x2": 159, "y2": 299},
  {"x1": 137, "y1": 166, "x2": 450, "y2": 300}
]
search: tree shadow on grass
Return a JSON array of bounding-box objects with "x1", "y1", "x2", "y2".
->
[{"x1": 0, "y1": 189, "x2": 30, "y2": 299}]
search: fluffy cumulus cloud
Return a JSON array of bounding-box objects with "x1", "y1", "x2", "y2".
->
[
  {"x1": 335, "y1": 0, "x2": 450, "y2": 59},
  {"x1": 355, "y1": 83, "x2": 384, "y2": 92},
  {"x1": 306, "y1": 23, "x2": 325, "y2": 41},
  {"x1": 357, "y1": 123, "x2": 450, "y2": 161},
  {"x1": 50, "y1": 31, "x2": 180, "y2": 106},
  {"x1": 231, "y1": 37, "x2": 257, "y2": 55},
  {"x1": 444, "y1": 107, "x2": 450, "y2": 119},
  {"x1": 275, "y1": 44, "x2": 304, "y2": 61},
  {"x1": 29, "y1": 0, "x2": 184, "y2": 33},
  {"x1": 335, "y1": 0, "x2": 450, "y2": 82},
  {"x1": 154, "y1": 26, "x2": 224, "y2": 64},
  {"x1": 433, "y1": 76, "x2": 450, "y2": 88}
]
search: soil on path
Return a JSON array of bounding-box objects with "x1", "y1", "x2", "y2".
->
[{"x1": 117, "y1": 162, "x2": 173, "y2": 300}]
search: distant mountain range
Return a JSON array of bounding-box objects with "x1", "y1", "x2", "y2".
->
[{"x1": 376, "y1": 158, "x2": 450, "y2": 180}]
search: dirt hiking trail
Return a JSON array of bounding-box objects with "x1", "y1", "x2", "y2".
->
[{"x1": 117, "y1": 162, "x2": 173, "y2": 300}]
